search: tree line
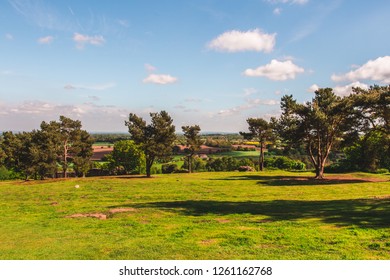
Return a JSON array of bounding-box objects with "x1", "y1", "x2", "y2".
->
[
  {"x1": 0, "y1": 116, "x2": 94, "y2": 179},
  {"x1": 0, "y1": 85, "x2": 388, "y2": 180}
]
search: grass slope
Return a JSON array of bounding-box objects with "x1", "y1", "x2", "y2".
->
[{"x1": 0, "y1": 171, "x2": 389, "y2": 260}]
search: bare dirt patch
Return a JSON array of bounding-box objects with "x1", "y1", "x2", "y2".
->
[
  {"x1": 215, "y1": 218, "x2": 230, "y2": 223},
  {"x1": 66, "y1": 213, "x2": 107, "y2": 220},
  {"x1": 372, "y1": 195, "x2": 390, "y2": 200},
  {"x1": 65, "y1": 208, "x2": 137, "y2": 220},
  {"x1": 108, "y1": 207, "x2": 137, "y2": 214},
  {"x1": 200, "y1": 239, "x2": 217, "y2": 245}
]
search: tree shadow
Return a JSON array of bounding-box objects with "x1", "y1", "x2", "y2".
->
[
  {"x1": 116, "y1": 198, "x2": 390, "y2": 229},
  {"x1": 212, "y1": 175, "x2": 386, "y2": 186}
]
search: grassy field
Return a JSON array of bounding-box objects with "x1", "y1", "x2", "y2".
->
[{"x1": 0, "y1": 171, "x2": 389, "y2": 260}]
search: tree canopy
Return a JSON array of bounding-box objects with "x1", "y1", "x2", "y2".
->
[
  {"x1": 240, "y1": 118, "x2": 273, "y2": 171},
  {"x1": 276, "y1": 88, "x2": 352, "y2": 179},
  {"x1": 125, "y1": 111, "x2": 176, "y2": 177},
  {"x1": 182, "y1": 125, "x2": 202, "y2": 173}
]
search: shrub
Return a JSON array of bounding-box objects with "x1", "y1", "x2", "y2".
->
[
  {"x1": 264, "y1": 156, "x2": 306, "y2": 171},
  {"x1": 161, "y1": 163, "x2": 178, "y2": 174},
  {"x1": 374, "y1": 168, "x2": 389, "y2": 174},
  {"x1": 150, "y1": 166, "x2": 162, "y2": 174},
  {"x1": 0, "y1": 166, "x2": 21, "y2": 180}
]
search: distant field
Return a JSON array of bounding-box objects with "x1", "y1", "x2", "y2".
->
[
  {"x1": 1, "y1": 171, "x2": 389, "y2": 260},
  {"x1": 92, "y1": 142, "x2": 113, "y2": 147},
  {"x1": 212, "y1": 150, "x2": 260, "y2": 158}
]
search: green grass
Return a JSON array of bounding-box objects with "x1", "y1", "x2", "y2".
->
[{"x1": 0, "y1": 170, "x2": 389, "y2": 260}]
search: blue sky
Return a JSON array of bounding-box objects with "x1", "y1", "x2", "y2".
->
[{"x1": 1, "y1": 0, "x2": 389, "y2": 133}]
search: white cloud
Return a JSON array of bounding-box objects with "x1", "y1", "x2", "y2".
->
[
  {"x1": 38, "y1": 36, "x2": 54, "y2": 44},
  {"x1": 64, "y1": 83, "x2": 116, "y2": 91},
  {"x1": 333, "y1": 82, "x2": 369, "y2": 97},
  {"x1": 207, "y1": 29, "x2": 276, "y2": 53},
  {"x1": 143, "y1": 74, "x2": 178, "y2": 85},
  {"x1": 331, "y1": 56, "x2": 390, "y2": 84},
  {"x1": 307, "y1": 84, "x2": 320, "y2": 92},
  {"x1": 73, "y1": 33, "x2": 105, "y2": 49},
  {"x1": 243, "y1": 59, "x2": 304, "y2": 81},
  {"x1": 0, "y1": 100, "x2": 131, "y2": 131},
  {"x1": 273, "y1": 8, "x2": 282, "y2": 15}
]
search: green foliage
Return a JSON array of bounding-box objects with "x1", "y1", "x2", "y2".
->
[
  {"x1": 1, "y1": 116, "x2": 93, "y2": 179},
  {"x1": 126, "y1": 111, "x2": 176, "y2": 177},
  {"x1": 264, "y1": 156, "x2": 306, "y2": 171},
  {"x1": 109, "y1": 140, "x2": 146, "y2": 175},
  {"x1": 240, "y1": 118, "x2": 274, "y2": 171},
  {"x1": 0, "y1": 166, "x2": 22, "y2": 180},
  {"x1": 182, "y1": 124, "x2": 202, "y2": 173},
  {"x1": 276, "y1": 88, "x2": 353, "y2": 179},
  {"x1": 161, "y1": 163, "x2": 179, "y2": 174},
  {"x1": 206, "y1": 156, "x2": 255, "y2": 172},
  {"x1": 181, "y1": 156, "x2": 207, "y2": 172}
]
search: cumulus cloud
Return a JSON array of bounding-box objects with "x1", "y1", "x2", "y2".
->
[
  {"x1": 143, "y1": 74, "x2": 178, "y2": 85},
  {"x1": 333, "y1": 82, "x2": 369, "y2": 97},
  {"x1": 208, "y1": 29, "x2": 276, "y2": 53},
  {"x1": 64, "y1": 82, "x2": 116, "y2": 91},
  {"x1": 331, "y1": 56, "x2": 390, "y2": 84},
  {"x1": 307, "y1": 84, "x2": 320, "y2": 92},
  {"x1": 73, "y1": 33, "x2": 105, "y2": 49},
  {"x1": 244, "y1": 59, "x2": 304, "y2": 81},
  {"x1": 38, "y1": 35, "x2": 54, "y2": 44}
]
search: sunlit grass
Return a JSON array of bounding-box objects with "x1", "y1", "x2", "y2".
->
[{"x1": 0, "y1": 171, "x2": 389, "y2": 259}]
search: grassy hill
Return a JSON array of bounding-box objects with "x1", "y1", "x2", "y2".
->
[{"x1": 0, "y1": 171, "x2": 389, "y2": 259}]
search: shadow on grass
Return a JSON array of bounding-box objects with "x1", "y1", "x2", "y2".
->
[
  {"x1": 212, "y1": 175, "x2": 386, "y2": 186},
  {"x1": 122, "y1": 198, "x2": 390, "y2": 229}
]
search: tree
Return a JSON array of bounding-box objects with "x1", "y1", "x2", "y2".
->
[
  {"x1": 351, "y1": 85, "x2": 389, "y2": 135},
  {"x1": 276, "y1": 88, "x2": 352, "y2": 179},
  {"x1": 1, "y1": 131, "x2": 37, "y2": 179},
  {"x1": 181, "y1": 125, "x2": 202, "y2": 173},
  {"x1": 125, "y1": 111, "x2": 176, "y2": 177},
  {"x1": 340, "y1": 85, "x2": 390, "y2": 172},
  {"x1": 240, "y1": 118, "x2": 273, "y2": 171},
  {"x1": 72, "y1": 130, "x2": 94, "y2": 177},
  {"x1": 40, "y1": 116, "x2": 93, "y2": 178},
  {"x1": 109, "y1": 140, "x2": 145, "y2": 175}
]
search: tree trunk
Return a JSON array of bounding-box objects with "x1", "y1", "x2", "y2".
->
[
  {"x1": 314, "y1": 161, "x2": 325, "y2": 179},
  {"x1": 259, "y1": 141, "x2": 264, "y2": 171},
  {"x1": 145, "y1": 156, "x2": 154, "y2": 178},
  {"x1": 188, "y1": 155, "x2": 192, "y2": 173}
]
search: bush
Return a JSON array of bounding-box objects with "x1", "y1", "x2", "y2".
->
[
  {"x1": 150, "y1": 166, "x2": 162, "y2": 174},
  {"x1": 374, "y1": 168, "x2": 389, "y2": 174},
  {"x1": 264, "y1": 156, "x2": 306, "y2": 171},
  {"x1": 0, "y1": 166, "x2": 21, "y2": 180},
  {"x1": 161, "y1": 163, "x2": 178, "y2": 174}
]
